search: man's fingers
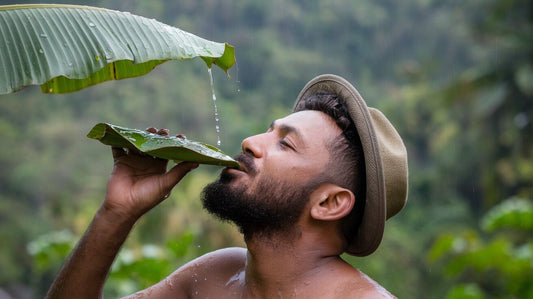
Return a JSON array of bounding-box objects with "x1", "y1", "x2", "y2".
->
[
  {"x1": 157, "y1": 128, "x2": 170, "y2": 136},
  {"x1": 146, "y1": 127, "x2": 157, "y2": 134},
  {"x1": 146, "y1": 127, "x2": 170, "y2": 136}
]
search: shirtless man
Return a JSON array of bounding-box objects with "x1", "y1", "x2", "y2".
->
[{"x1": 46, "y1": 74, "x2": 408, "y2": 298}]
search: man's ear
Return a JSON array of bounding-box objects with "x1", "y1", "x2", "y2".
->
[{"x1": 310, "y1": 184, "x2": 355, "y2": 221}]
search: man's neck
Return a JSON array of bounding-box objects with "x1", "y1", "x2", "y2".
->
[{"x1": 241, "y1": 233, "x2": 343, "y2": 298}]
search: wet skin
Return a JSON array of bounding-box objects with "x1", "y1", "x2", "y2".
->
[
  {"x1": 125, "y1": 111, "x2": 395, "y2": 298},
  {"x1": 46, "y1": 111, "x2": 395, "y2": 299}
]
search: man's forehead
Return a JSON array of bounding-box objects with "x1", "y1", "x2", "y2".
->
[{"x1": 275, "y1": 110, "x2": 341, "y2": 139}]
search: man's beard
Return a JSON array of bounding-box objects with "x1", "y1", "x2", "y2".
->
[{"x1": 201, "y1": 154, "x2": 318, "y2": 241}]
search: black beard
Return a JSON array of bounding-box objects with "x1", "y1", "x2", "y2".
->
[{"x1": 201, "y1": 156, "x2": 315, "y2": 240}]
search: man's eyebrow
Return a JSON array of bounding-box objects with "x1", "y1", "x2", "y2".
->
[{"x1": 270, "y1": 120, "x2": 303, "y2": 140}]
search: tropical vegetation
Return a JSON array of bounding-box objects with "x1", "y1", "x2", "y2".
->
[{"x1": 0, "y1": 0, "x2": 531, "y2": 298}]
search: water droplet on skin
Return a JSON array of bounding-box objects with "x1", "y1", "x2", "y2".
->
[{"x1": 165, "y1": 278, "x2": 174, "y2": 289}]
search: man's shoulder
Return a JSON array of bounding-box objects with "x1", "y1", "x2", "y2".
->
[
  {"x1": 335, "y1": 267, "x2": 397, "y2": 299},
  {"x1": 125, "y1": 248, "x2": 247, "y2": 298},
  {"x1": 173, "y1": 246, "x2": 246, "y2": 277},
  {"x1": 193, "y1": 247, "x2": 247, "y2": 268}
]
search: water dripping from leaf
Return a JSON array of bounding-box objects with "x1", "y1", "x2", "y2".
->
[
  {"x1": 208, "y1": 68, "x2": 222, "y2": 146},
  {"x1": 235, "y1": 61, "x2": 241, "y2": 93}
]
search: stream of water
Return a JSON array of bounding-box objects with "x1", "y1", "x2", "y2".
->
[{"x1": 207, "y1": 68, "x2": 221, "y2": 147}]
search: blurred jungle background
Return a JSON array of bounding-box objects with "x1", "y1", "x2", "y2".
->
[{"x1": 1, "y1": 0, "x2": 532, "y2": 298}]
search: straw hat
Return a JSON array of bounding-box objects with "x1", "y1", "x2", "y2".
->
[{"x1": 293, "y1": 74, "x2": 408, "y2": 256}]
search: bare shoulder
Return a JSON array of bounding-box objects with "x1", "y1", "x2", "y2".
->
[
  {"x1": 334, "y1": 265, "x2": 397, "y2": 299},
  {"x1": 123, "y1": 247, "x2": 246, "y2": 298},
  {"x1": 169, "y1": 246, "x2": 247, "y2": 285},
  {"x1": 179, "y1": 246, "x2": 246, "y2": 267}
]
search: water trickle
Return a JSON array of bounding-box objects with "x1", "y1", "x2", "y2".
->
[
  {"x1": 235, "y1": 62, "x2": 241, "y2": 93},
  {"x1": 207, "y1": 68, "x2": 221, "y2": 146}
]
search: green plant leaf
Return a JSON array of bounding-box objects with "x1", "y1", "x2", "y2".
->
[
  {"x1": 0, "y1": 4, "x2": 235, "y2": 94},
  {"x1": 87, "y1": 123, "x2": 240, "y2": 168},
  {"x1": 481, "y1": 197, "x2": 533, "y2": 232}
]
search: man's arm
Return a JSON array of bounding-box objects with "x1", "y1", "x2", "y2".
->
[{"x1": 46, "y1": 129, "x2": 198, "y2": 299}]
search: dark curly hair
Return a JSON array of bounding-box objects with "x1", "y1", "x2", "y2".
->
[{"x1": 294, "y1": 91, "x2": 365, "y2": 246}]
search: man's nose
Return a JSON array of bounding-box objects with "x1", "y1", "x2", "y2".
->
[{"x1": 241, "y1": 134, "x2": 264, "y2": 158}]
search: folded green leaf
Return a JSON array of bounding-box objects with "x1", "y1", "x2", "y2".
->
[
  {"x1": 87, "y1": 123, "x2": 240, "y2": 168},
  {"x1": 0, "y1": 4, "x2": 235, "y2": 94}
]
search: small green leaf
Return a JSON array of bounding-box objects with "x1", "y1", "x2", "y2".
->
[
  {"x1": 481, "y1": 197, "x2": 533, "y2": 232},
  {"x1": 428, "y1": 234, "x2": 455, "y2": 262},
  {"x1": 87, "y1": 123, "x2": 240, "y2": 168},
  {"x1": 445, "y1": 283, "x2": 485, "y2": 299}
]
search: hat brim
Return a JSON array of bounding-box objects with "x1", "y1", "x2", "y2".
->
[{"x1": 293, "y1": 74, "x2": 386, "y2": 256}]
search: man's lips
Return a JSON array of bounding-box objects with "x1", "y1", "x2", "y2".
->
[{"x1": 231, "y1": 153, "x2": 255, "y2": 175}]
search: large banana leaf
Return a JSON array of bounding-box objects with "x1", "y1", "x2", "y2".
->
[
  {"x1": 87, "y1": 123, "x2": 240, "y2": 168},
  {"x1": 0, "y1": 4, "x2": 235, "y2": 94}
]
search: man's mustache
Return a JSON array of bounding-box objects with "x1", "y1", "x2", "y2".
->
[{"x1": 234, "y1": 153, "x2": 257, "y2": 176}]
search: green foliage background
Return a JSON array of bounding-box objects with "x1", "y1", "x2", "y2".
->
[{"x1": 1, "y1": 0, "x2": 531, "y2": 298}]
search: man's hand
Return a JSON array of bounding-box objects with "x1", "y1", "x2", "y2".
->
[
  {"x1": 102, "y1": 128, "x2": 198, "y2": 222},
  {"x1": 46, "y1": 128, "x2": 198, "y2": 299}
]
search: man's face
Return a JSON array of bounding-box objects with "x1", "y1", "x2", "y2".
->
[{"x1": 201, "y1": 110, "x2": 342, "y2": 239}]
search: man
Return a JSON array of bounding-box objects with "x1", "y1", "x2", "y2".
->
[{"x1": 47, "y1": 74, "x2": 408, "y2": 298}]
